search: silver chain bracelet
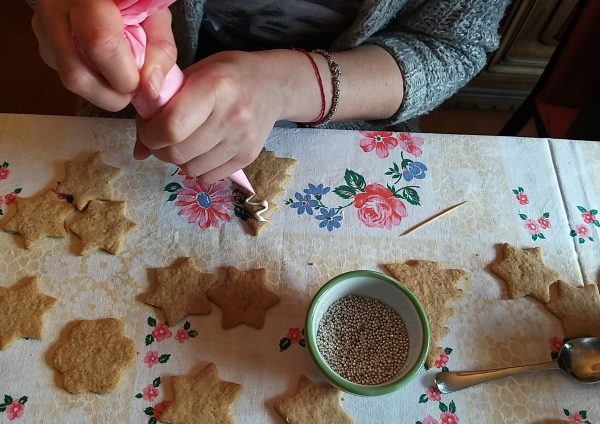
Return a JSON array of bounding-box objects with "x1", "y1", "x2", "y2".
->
[{"x1": 312, "y1": 49, "x2": 341, "y2": 127}]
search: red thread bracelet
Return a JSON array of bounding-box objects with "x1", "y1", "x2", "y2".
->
[{"x1": 293, "y1": 48, "x2": 326, "y2": 126}]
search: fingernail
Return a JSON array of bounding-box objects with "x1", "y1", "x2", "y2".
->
[{"x1": 149, "y1": 68, "x2": 163, "y2": 99}]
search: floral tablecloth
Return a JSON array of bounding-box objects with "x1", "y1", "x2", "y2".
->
[{"x1": 0, "y1": 113, "x2": 599, "y2": 424}]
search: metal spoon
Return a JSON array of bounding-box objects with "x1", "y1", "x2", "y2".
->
[{"x1": 435, "y1": 337, "x2": 600, "y2": 393}]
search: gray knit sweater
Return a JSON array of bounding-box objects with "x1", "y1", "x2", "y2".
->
[{"x1": 73, "y1": 0, "x2": 511, "y2": 130}]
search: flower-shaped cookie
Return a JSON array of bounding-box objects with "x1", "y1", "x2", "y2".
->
[{"x1": 53, "y1": 318, "x2": 137, "y2": 393}]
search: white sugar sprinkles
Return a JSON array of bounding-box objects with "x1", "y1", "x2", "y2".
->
[{"x1": 316, "y1": 295, "x2": 409, "y2": 385}]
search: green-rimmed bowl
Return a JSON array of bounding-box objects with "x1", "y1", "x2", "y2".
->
[{"x1": 305, "y1": 270, "x2": 430, "y2": 396}]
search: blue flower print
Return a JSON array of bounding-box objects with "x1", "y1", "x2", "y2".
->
[
  {"x1": 316, "y1": 208, "x2": 342, "y2": 231},
  {"x1": 402, "y1": 162, "x2": 427, "y2": 182},
  {"x1": 291, "y1": 193, "x2": 318, "y2": 215},
  {"x1": 304, "y1": 183, "x2": 330, "y2": 197}
]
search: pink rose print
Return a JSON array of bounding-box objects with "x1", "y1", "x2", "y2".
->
[
  {"x1": 516, "y1": 193, "x2": 529, "y2": 205},
  {"x1": 4, "y1": 192, "x2": 18, "y2": 205},
  {"x1": 142, "y1": 384, "x2": 159, "y2": 402},
  {"x1": 353, "y1": 183, "x2": 408, "y2": 229},
  {"x1": 359, "y1": 131, "x2": 399, "y2": 159},
  {"x1": 440, "y1": 411, "x2": 459, "y2": 424},
  {"x1": 397, "y1": 132, "x2": 424, "y2": 157},
  {"x1": 175, "y1": 328, "x2": 190, "y2": 344},
  {"x1": 153, "y1": 400, "x2": 171, "y2": 420},
  {"x1": 144, "y1": 351, "x2": 159, "y2": 368},
  {"x1": 549, "y1": 336, "x2": 564, "y2": 353},
  {"x1": 6, "y1": 400, "x2": 25, "y2": 420},
  {"x1": 151, "y1": 323, "x2": 172, "y2": 343},
  {"x1": 175, "y1": 179, "x2": 234, "y2": 230},
  {"x1": 0, "y1": 196, "x2": 3, "y2": 208},
  {"x1": 538, "y1": 217, "x2": 551, "y2": 229},
  {"x1": 426, "y1": 386, "x2": 442, "y2": 401},
  {"x1": 0, "y1": 168, "x2": 9, "y2": 180},
  {"x1": 568, "y1": 412, "x2": 584, "y2": 423},
  {"x1": 582, "y1": 211, "x2": 596, "y2": 224},
  {"x1": 422, "y1": 416, "x2": 439, "y2": 424},
  {"x1": 575, "y1": 224, "x2": 589, "y2": 237},
  {"x1": 287, "y1": 328, "x2": 302, "y2": 344},
  {"x1": 434, "y1": 352, "x2": 449, "y2": 369},
  {"x1": 524, "y1": 219, "x2": 540, "y2": 235}
]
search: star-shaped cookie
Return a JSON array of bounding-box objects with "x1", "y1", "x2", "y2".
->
[
  {"x1": 207, "y1": 266, "x2": 280, "y2": 329},
  {"x1": 143, "y1": 258, "x2": 218, "y2": 325},
  {"x1": 274, "y1": 375, "x2": 354, "y2": 424},
  {"x1": 242, "y1": 151, "x2": 297, "y2": 236},
  {"x1": 68, "y1": 200, "x2": 138, "y2": 255},
  {"x1": 385, "y1": 260, "x2": 468, "y2": 367},
  {"x1": 53, "y1": 318, "x2": 137, "y2": 393},
  {"x1": 545, "y1": 281, "x2": 600, "y2": 338},
  {"x1": 160, "y1": 362, "x2": 242, "y2": 424},
  {"x1": 56, "y1": 151, "x2": 122, "y2": 210},
  {"x1": 489, "y1": 243, "x2": 560, "y2": 303},
  {"x1": 0, "y1": 276, "x2": 58, "y2": 350},
  {"x1": 3, "y1": 189, "x2": 75, "y2": 248}
]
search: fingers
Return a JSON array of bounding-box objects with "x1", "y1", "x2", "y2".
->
[
  {"x1": 133, "y1": 132, "x2": 152, "y2": 160},
  {"x1": 141, "y1": 112, "x2": 223, "y2": 165},
  {"x1": 190, "y1": 153, "x2": 256, "y2": 185},
  {"x1": 70, "y1": 0, "x2": 139, "y2": 94},
  {"x1": 176, "y1": 121, "x2": 266, "y2": 181},
  {"x1": 140, "y1": 9, "x2": 177, "y2": 99},
  {"x1": 32, "y1": 13, "x2": 57, "y2": 69},
  {"x1": 32, "y1": 0, "x2": 135, "y2": 111},
  {"x1": 136, "y1": 71, "x2": 217, "y2": 151}
]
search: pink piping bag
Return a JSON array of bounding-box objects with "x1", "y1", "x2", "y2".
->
[{"x1": 76, "y1": 0, "x2": 254, "y2": 194}]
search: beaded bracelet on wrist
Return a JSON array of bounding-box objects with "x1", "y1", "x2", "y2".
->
[{"x1": 311, "y1": 49, "x2": 341, "y2": 127}]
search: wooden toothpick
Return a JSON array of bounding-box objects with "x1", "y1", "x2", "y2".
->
[{"x1": 401, "y1": 201, "x2": 467, "y2": 236}]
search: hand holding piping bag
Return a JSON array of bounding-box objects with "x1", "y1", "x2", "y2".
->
[{"x1": 74, "y1": 0, "x2": 256, "y2": 195}]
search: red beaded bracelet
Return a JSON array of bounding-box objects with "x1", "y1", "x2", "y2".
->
[{"x1": 292, "y1": 48, "x2": 326, "y2": 126}]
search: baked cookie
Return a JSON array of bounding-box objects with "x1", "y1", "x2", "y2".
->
[
  {"x1": 274, "y1": 375, "x2": 354, "y2": 424},
  {"x1": 242, "y1": 151, "x2": 297, "y2": 236},
  {"x1": 3, "y1": 189, "x2": 75, "y2": 248},
  {"x1": 56, "y1": 151, "x2": 122, "y2": 210},
  {"x1": 489, "y1": 243, "x2": 560, "y2": 303},
  {"x1": 0, "y1": 276, "x2": 58, "y2": 350},
  {"x1": 143, "y1": 258, "x2": 218, "y2": 325},
  {"x1": 208, "y1": 266, "x2": 280, "y2": 329},
  {"x1": 545, "y1": 281, "x2": 600, "y2": 338},
  {"x1": 69, "y1": 200, "x2": 138, "y2": 255},
  {"x1": 160, "y1": 362, "x2": 242, "y2": 424},
  {"x1": 53, "y1": 318, "x2": 137, "y2": 393},
  {"x1": 385, "y1": 260, "x2": 468, "y2": 367}
]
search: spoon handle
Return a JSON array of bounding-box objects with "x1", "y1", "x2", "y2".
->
[{"x1": 434, "y1": 360, "x2": 559, "y2": 393}]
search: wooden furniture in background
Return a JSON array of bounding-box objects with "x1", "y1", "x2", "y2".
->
[{"x1": 447, "y1": 0, "x2": 578, "y2": 110}]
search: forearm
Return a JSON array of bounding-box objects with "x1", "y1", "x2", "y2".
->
[{"x1": 256, "y1": 45, "x2": 404, "y2": 125}]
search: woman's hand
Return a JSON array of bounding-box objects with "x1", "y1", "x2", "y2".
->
[
  {"x1": 32, "y1": 0, "x2": 177, "y2": 111},
  {"x1": 134, "y1": 45, "x2": 403, "y2": 184},
  {"x1": 135, "y1": 50, "x2": 322, "y2": 183}
]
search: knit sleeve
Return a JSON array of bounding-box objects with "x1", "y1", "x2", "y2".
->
[{"x1": 364, "y1": 0, "x2": 510, "y2": 126}]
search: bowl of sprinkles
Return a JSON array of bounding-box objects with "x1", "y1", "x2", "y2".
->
[{"x1": 305, "y1": 270, "x2": 430, "y2": 396}]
